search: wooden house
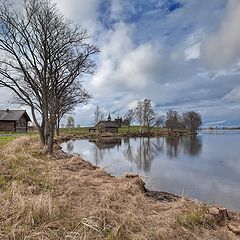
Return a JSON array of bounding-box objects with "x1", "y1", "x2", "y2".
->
[
  {"x1": 89, "y1": 113, "x2": 120, "y2": 133},
  {"x1": 0, "y1": 109, "x2": 31, "y2": 132}
]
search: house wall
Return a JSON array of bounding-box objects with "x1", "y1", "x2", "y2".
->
[
  {"x1": 98, "y1": 127, "x2": 118, "y2": 133},
  {"x1": 16, "y1": 115, "x2": 28, "y2": 132},
  {"x1": 0, "y1": 121, "x2": 15, "y2": 132}
]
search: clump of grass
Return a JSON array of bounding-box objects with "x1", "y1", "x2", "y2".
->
[
  {"x1": 176, "y1": 207, "x2": 206, "y2": 229},
  {"x1": 106, "y1": 225, "x2": 124, "y2": 240}
]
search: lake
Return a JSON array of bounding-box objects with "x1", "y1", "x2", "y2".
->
[{"x1": 61, "y1": 131, "x2": 240, "y2": 211}]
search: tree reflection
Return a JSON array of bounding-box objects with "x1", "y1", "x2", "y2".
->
[
  {"x1": 165, "y1": 136, "x2": 202, "y2": 158},
  {"x1": 182, "y1": 136, "x2": 202, "y2": 156},
  {"x1": 123, "y1": 137, "x2": 164, "y2": 172},
  {"x1": 90, "y1": 138, "x2": 122, "y2": 165},
  {"x1": 66, "y1": 140, "x2": 74, "y2": 153},
  {"x1": 165, "y1": 137, "x2": 181, "y2": 159},
  {"x1": 89, "y1": 136, "x2": 202, "y2": 172},
  {"x1": 92, "y1": 145, "x2": 104, "y2": 166}
]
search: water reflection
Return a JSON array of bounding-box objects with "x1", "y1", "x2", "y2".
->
[
  {"x1": 182, "y1": 136, "x2": 202, "y2": 156},
  {"x1": 166, "y1": 136, "x2": 202, "y2": 159},
  {"x1": 66, "y1": 140, "x2": 74, "y2": 153},
  {"x1": 123, "y1": 138, "x2": 164, "y2": 172},
  {"x1": 90, "y1": 138, "x2": 122, "y2": 165},
  {"x1": 89, "y1": 136, "x2": 202, "y2": 171}
]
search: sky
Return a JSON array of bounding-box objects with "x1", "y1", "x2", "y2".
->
[{"x1": 1, "y1": 0, "x2": 240, "y2": 127}]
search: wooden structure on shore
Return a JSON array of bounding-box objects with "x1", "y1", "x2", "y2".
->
[
  {"x1": 89, "y1": 113, "x2": 120, "y2": 133},
  {"x1": 0, "y1": 109, "x2": 31, "y2": 132}
]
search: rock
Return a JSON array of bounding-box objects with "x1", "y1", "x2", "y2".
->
[
  {"x1": 208, "y1": 207, "x2": 230, "y2": 226},
  {"x1": 228, "y1": 223, "x2": 240, "y2": 234},
  {"x1": 124, "y1": 173, "x2": 139, "y2": 178},
  {"x1": 215, "y1": 208, "x2": 230, "y2": 225},
  {"x1": 208, "y1": 207, "x2": 220, "y2": 215}
]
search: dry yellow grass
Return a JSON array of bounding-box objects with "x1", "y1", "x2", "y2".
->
[{"x1": 0, "y1": 136, "x2": 239, "y2": 239}]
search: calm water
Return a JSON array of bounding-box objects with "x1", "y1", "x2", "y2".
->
[{"x1": 61, "y1": 131, "x2": 240, "y2": 210}]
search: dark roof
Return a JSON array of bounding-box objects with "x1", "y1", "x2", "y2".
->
[
  {"x1": 96, "y1": 121, "x2": 119, "y2": 128},
  {"x1": 0, "y1": 110, "x2": 31, "y2": 121}
]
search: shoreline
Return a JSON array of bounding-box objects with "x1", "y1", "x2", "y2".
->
[
  {"x1": 57, "y1": 130, "x2": 197, "y2": 143},
  {"x1": 59, "y1": 149, "x2": 240, "y2": 237},
  {"x1": 58, "y1": 134, "x2": 238, "y2": 211},
  {"x1": 0, "y1": 136, "x2": 240, "y2": 239}
]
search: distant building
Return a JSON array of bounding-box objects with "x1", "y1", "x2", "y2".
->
[
  {"x1": 96, "y1": 113, "x2": 120, "y2": 133},
  {"x1": 0, "y1": 109, "x2": 31, "y2": 132},
  {"x1": 89, "y1": 113, "x2": 120, "y2": 133}
]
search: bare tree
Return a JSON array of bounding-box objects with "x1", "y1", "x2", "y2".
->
[
  {"x1": 135, "y1": 98, "x2": 156, "y2": 134},
  {"x1": 66, "y1": 115, "x2": 75, "y2": 129},
  {"x1": 124, "y1": 109, "x2": 134, "y2": 132},
  {"x1": 182, "y1": 111, "x2": 202, "y2": 133},
  {"x1": 0, "y1": 0, "x2": 98, "y2": 153},
  {"x1": 142, "y1": 99, "x2": 154, "y2": 127},
  {"x1": 135, "y1": 101, "x2": 143, "y2": 133},
  {"x1": 165, "y1": 110, "x2": 180, "y2": 131},
  {"x1": 94, "y1": 105, "x2": 103, "y2": 125}
]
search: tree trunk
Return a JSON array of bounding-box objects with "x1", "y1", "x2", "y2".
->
[
  {"x1": 31, "y1": 107, "x2": 45, "y2": 146},
  {"x1": 147, "y1": 124, "x2": 150, "y2": 136},
  {"x1": 47, "y1": 117, "x2": 56, "y2": 154},
  {"x1": 56, "y1": 116, "x2": 60, "y2": 136},
  {"x1": 47, "y1": 130, "x2": 54, "y2": 154}
]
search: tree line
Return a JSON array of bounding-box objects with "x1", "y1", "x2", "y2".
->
[{"x1": 124, "y1": 99, "x2": 202, "y2": 134}]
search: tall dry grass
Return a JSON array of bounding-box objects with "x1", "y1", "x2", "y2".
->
[{"x1": 0, "y1": 136, "x2": 239, "y2": 239}]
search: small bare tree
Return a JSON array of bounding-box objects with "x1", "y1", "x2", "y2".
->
[
  {"x1": 94, "y1": 105, "x2": 104, "y2": 125},
  {"x1": 66, "y1": 115, "x2": 75, "y2": 129},
  {"x1": 135, "y1": 98, "x2": 156, "y2": 134},
  {"x1": 165, "y1": 110, "x2": 180, "y2": 131},
  {"x1": 124, "y1": 109, "x2": 135, "y2": 132},
  {"x1": 142, "y1": 99, "x2": 154, "y2": 127},
  {"x1": 182, "y1": 111, "x2": 202, "y2": 133},
  {"x1": 135, "y1": 101, "x2": 143, "y2": 133}
]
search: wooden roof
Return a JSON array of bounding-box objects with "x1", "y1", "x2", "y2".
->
[
  {"x1": 0, "y1": 110, "x2": 31, "y2": 122},
  {"x1": 95, "y1": 121, "x2": 119, "y2": 128}
]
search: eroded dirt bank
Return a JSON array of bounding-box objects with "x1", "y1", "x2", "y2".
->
[{"x1": 0, "y1": 136, "x2": 239, "y2": 239}]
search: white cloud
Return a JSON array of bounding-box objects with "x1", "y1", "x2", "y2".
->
[
  {"x1": 90, "y1": 22, "x2": 161, "y2": 91},
  {"x1": 185, "y1": 43, "x2": 201, "y2": 61},
  {"x1": 55, "y1": 0, "x2": 101, "y2": 35},
  {"x1": 202, "y1": 0, "x2": 240, "y2": 69},
  {"x1": 223, "y1": 86, "x2": 240, "y2": 102}
]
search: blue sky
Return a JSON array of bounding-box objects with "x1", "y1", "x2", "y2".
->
[{"x1": 1, "y1": 0, "x2": 240, "y2": 127}]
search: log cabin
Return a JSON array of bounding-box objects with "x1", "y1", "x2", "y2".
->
[
  {"x1": 0, "y1": 109, "x2": 31, "y2": 132},
  {"x1": 89, "y1": 113, "x2": 120, "y2": 133}
]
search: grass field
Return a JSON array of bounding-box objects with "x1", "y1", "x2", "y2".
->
[
  {"x1": 0, "y1": 135, "x2": 18, "y2": 147},
  {"x1": 0, "y1": 132, "x2": 38, "y2": 147}
]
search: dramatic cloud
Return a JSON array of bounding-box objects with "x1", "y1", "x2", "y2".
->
[
  {"x1": 91, "y1": 22, "x2": 161, "y2": 91},
  {"x1": 1, "y1": 0, "x2": 240, "y2": 126},
  {"x1": 202, "y1": 0, "x2": 240, "y2": 69},
  {"x1": 55, "y1": 0, "x2": 101, "y2": 35}
]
